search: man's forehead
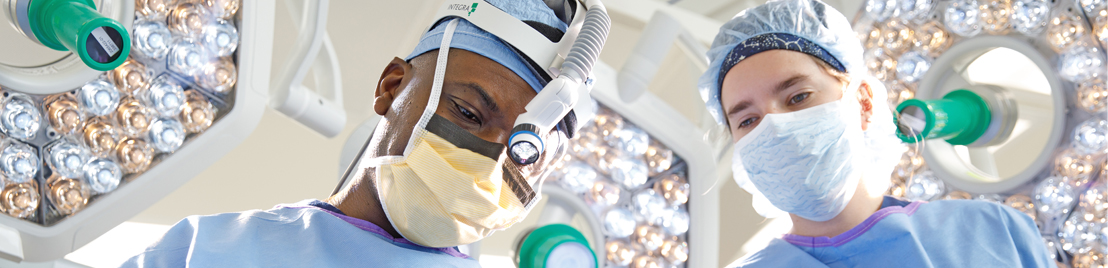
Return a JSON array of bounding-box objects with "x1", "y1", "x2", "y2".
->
[{"x1": 442, "y1": 50, "x2": 535, "y2": 97}]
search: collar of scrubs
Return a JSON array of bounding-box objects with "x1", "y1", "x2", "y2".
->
[
  {"x1": 278, "y1": 200, "x2": 472, "y2": 259},
  {"x1": 780, "y1": 198, "x2": 924, "y2": 248}
]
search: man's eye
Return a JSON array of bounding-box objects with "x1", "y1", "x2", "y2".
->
[
  {"x1": 456, "y1": 103, "x2": 481, "y2": 124},
  {"x1": 738, "y1": 117, "x2": 758, "y2": 128},
  {"x1": 789, "y1": 92, "x2": 810, "y2": 105}
]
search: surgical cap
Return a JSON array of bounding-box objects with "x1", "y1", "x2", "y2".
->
[
  {"x1": 406, "y1": 0, "x2": 568, "y2": 93},
  {"x1": 697, "y1": 0, "x2": 865, "y2": 126},
  {"x1": 699, "y1": 0, "x2": 905, "y2": 218}
]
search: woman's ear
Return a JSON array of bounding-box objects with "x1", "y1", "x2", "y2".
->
[
  {"x1": 374, "y1": 57, "x2": 411, "y2": 116},
  {"x1": 857, "y1": 80, "x2": 874, "y2": 131}
]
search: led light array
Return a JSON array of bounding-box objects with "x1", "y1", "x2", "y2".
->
[
  {"x1": 547, "y1": 104, "x2": 690, "y2": 268},
  {"x1": 0, "y1": 0, "x2": 240, "y2": 226},
  {"x1": 857, "y1": 0, "x2": 1106, "y2": 266}
]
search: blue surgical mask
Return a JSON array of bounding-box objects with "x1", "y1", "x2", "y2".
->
[{"x1": 730, "y1": 94, "x2": 866, "y2": 222}]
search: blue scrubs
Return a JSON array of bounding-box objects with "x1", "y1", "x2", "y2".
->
[
  {"x1": 121, "y1": 200, "x2": 480, "y2": 267},
  {"x1": 729, "y1": 197, "x2": 1055, "y2": 268}
]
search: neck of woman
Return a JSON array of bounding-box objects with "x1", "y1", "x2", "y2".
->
[{"x1": 787, "y1": 177, "x2": 885, "y2": 238}]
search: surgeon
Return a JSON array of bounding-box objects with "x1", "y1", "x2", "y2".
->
[
  {"x1": 121, "y1": 0, "x2": 588, "y2": 267},
  {"x1": 699, "y1": 0, "x2": 1055, "y2": 267}
]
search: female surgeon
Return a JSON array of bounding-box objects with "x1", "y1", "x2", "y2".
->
[{"x1": 699, "y1": 0, "x2": 1056, "y2": 267}]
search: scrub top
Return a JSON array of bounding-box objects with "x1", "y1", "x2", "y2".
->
[
  {"x1": 728, "y1": 197, "x2": 1055, "y2": 268},
  {"x1": 120, "y1": 200, "x2": 480, "y2": 268}
]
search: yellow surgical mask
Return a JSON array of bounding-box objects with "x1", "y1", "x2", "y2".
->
[
  {"x1": 372, "y1": 115, "x2": 537, "y2": 248},
  {"x1": 354, "y1": 19, "x2": 541, "y2": 248}
]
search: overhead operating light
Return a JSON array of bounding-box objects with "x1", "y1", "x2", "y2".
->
[
  {"x1": 0, "y1": 0, "x2": 345, "y2": 263},
  {"x1": 856, "y1": 0, "x2": 1107, "y2": 265}
]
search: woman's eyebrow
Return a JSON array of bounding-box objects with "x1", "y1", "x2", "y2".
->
[
  {"x1": 449, "y1": 81, "x2": 500, "y2": 113},
  {"x1": 774, "y1": 74, "x2": 809, "y2": 94}
]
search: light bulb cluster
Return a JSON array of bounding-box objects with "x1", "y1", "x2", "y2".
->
[
  {"x1": 548, "y1": 104, "x2": 690, "y2": 268},
  {"x1": 859, "y1": 0, "x2": 1107, "y2": 265},
  {"x1": 0, "y1": 0, "x2": 238, "y2": 225}
]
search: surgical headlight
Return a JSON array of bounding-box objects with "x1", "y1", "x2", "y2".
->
[{"x1": 428, "y1": 0, "x2": 611, "y2": 165}]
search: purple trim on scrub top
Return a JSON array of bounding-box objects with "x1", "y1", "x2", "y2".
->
[
  {"x1": 277, "y1": 205, "x2": 472, "y2": 259},
  {"x1": 781, "y1": 201, "x2": 924, "y2": 248}
]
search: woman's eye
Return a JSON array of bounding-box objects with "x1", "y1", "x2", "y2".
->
[
  {"x1": 456, "y1": 103, "x2": 481, "y2": 124},
  {"x1": 738, "y1": 117, "x2": 758, "y2": 128},
  {"x1": 789, "y1": 92, "x2": 810, "y2": 104}
]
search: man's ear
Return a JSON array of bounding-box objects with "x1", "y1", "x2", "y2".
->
[
  {"x1": 857, "y1": 80, "x2": 874, "y2": 131},
  {"x1": 374, "y1": 57, "x2": 410, "y2": 116}
]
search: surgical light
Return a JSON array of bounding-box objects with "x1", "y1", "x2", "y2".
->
[
  {"x1": 77, "y1": 79, "x2": 121, "y2": 117},
  {"x1": 197, "y1": 57, "x2": 237, "y2": 96},
  {"x1": 0, "y1": 0, "x2": 347, "y2": 262},
  {"x1": 1056, "y1": 149, "x2": 1097, "y2": 187},
  {"x1": 1, "y1": 183, "x2": 37, "y2": 219},
  {"x1": 46, "y1": 177, "x2": 89, "y2": 215},
  {"x1": 0, "y1": 93, "x2": 42, "y2": 141},
  {"x1": 1011, "y1": 0, "x2": 1051, "y2": 36},
  {"x1": 603, "y1": 208, "x2": 635, "y2": 238},
  {"x1": 82, "y1": 118, "x2": 118, "y2": 157},
  {"x1": 945, "y1": 0, "x2": 984, "y2": 37},
  {"x1": 1046, "y1": 7, "x2": 1089, "y2": 52},
  {"x1": 167, "y1": 2, "x2": 207, "y2": 37},
  {"x1": 643, "y1": 143, "x2": 672, "y2": 176},
  {"x1": 115, "y1": 138, "x2": 153, "y2": 174},
  {"x1": 655, "y1": 174, "x2": 689, "y2": 206},
  {"x1": 658, "y1": 236, "x2": 689, "y2": 265},
  {"x1": 180, "y1": 90, "x2": 215, "y2": 133},
  {"x1": 610, "y1": 156, "x2": 648, "y2": 189},
  {"x1": 538, "y1": 102, "x2": 697, "y2": 267},
  {"x1": 905, "y1": 170, "x2": 944, "y2": 201},
  {"x1": 631, "y1": 225, "x2": 664, "y2": 252},
  {"x1": 896, "y1": 51, "x2": 932, "y2": 84},
  {"x1": 131, "y1": 20, "x2": 172, "y2": 60},
  {"x1": 44, "y1": 94, "x2": 84, "y2": 136},
  {"x1": 586, "y1": 180, "x2": 620, "y2": 209},
  {"x1": 201, "y1": 0, "x2": 239, "y2": 20},
  {"x1": 1058, "y1": 45, "x2": 1106, "y2": 83},
  {"x1": 897, "y1": 0, "x2": 934, "y2": 23},
  {"x1": 1004, "y1": 194, "x2": 1037, "y2": 221},
  {"x1": 1077, "y1": 77, "x2": 1107, "y2": 113},
  {"x1": 1073, "y1": 118, "x2": 1108, "y2": 155},
  {"x1": 201, "y1": 20, "x2": 239, "y2": 58},
  {"x1": 0, "y1": 139, "x2": 38, "y2": 184},
  {"x1": 660, "y1": 207, "x2": 690, "y2": 236},
  {"x1": 913, "y1": 21, "x2": 954, "y2": 57},
  {"x1": 83, "y1": 158, "x2": 121, "y2": 194},
  {"x1": 167, "y1": 40, "x2": 208, "y2": 77},
  {"x1": 604, "y1": 240, "x2": 636, "y2": 267},
  {"x1": 148, "y1": 118, "x2": 185, "y2": 153},
  {"x1": 881, "y1": 19, "x2": 913, "y2": 55},
  {"x1": 979, "y1": 0, "x2": 1013, "y2": 35},
  {"x1": 561, "y1": 161, "x2": 599, "y2": 194},
  {"x1": 1034, "y1": 176, "x2": 1078, "y2": 218},
  {"x1": 110, "y1": 60, "x2": 150, "y2": 95},
  {"x1": 45, "y1": 140, "x2": 91, "y2": 179},
  {"x1": 116, "y1": 97, "x2": 153, "y2": 138},
  {"x1": 865, "y1": 0, "x2": 898, "y2": 22},
  {"x1": 632, "y1": 189, "x2": 666, "y2": 224}
]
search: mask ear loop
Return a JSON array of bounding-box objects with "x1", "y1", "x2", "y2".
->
[{"x1": 404, "y1": 18, "x2": 460, "y2": 156}]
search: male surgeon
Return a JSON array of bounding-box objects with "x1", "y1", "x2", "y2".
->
[
  {"x1": 122, "y1": 0, "x2": 590, "y2": 266},
  {"x1": 698, "y1": 0, "x2": 1056, "y2": 267}
]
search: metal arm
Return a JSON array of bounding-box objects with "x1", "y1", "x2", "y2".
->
[{"x1": 272, "y1": 0, "x2": 346, "y2": 138}]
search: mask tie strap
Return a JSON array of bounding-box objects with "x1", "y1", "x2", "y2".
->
[{"x1": 404, "y1": 18, "x2": 459, "y2": 156}]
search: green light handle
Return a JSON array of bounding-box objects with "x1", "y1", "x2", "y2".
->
[
  {"x1": 518, "y1": 224, "x2": 597, "y2": 268},
  {"x1": 28, "y1": 0, "x2": 130, "y2": 71},
  {"x1": 894, "y1": 89, "x2": 991, "y2": 145}
]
